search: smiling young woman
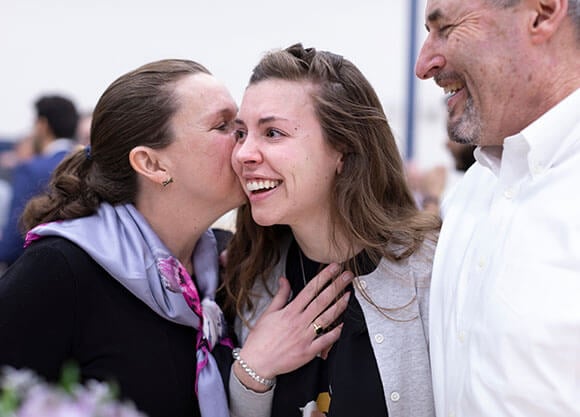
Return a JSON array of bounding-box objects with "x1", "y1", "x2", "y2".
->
[{"x1": 223, "y1": 43, "x2": 441, "y2": 417}]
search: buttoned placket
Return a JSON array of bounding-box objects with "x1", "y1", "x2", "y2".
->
[{"x1": 450, "y1": 138, "x2": 530, "y2": 416}]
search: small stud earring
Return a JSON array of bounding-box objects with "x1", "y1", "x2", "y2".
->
[{"x1": 162, "y1": 177, "x2": 174, "y2": 187}]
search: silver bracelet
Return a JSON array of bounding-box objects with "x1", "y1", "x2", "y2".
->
[{"x1": 232, "y1": 347, "x2": 275, "y2": 387}]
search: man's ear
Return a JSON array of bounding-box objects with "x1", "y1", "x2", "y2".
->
[
  {"x1": 528, "y1": 0, "x2": 568, "y2": 44},
  {"x1": 129, "y1": 146, "x2": 168, "y2": 186}
]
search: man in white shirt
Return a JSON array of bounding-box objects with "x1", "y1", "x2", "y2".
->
[{"x1": 415, "y1": 0, "x2": 580, "y2": 416}]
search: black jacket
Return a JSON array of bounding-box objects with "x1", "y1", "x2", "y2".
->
[{"x1": 0, "y1": 236, "x2": 232, "y2": 417}]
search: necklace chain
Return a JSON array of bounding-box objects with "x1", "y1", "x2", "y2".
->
[{"x1": 298, "y1": 248, "x2": 307, "y2": 286}]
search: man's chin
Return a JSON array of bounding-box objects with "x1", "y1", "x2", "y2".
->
[{"x1": 447, "y1": 122, "x2": 480, "y2": 146}]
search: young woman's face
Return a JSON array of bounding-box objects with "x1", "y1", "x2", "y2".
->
[{"x1": 232, "y1": 79, "x2": 343, "y2": 229}]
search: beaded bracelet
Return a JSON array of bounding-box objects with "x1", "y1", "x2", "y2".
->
[{"x1": 232, "y1": 348, "x2": 275, "y2": 388}]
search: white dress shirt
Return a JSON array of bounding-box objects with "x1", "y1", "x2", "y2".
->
[{"x1": 430, "y1": 88, "x2": 580, "y2": 417}]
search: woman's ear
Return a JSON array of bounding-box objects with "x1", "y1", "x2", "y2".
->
[
  {"x1": 129, "y1": 146, "x2": 168, "y2": 186},
  {"x1": 528, "y1": 0, "x2": 568, "y2": 44}
]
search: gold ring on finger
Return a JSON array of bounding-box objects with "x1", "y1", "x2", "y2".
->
[{"x1": 312, "y1": 322, "x2": 324, "y2": 336}]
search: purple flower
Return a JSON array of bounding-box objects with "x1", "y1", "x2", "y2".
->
[{"x1": 0, "y1": 368, "x2": 148, "y2": 417}]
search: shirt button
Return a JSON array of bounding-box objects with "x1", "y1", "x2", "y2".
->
[
  {"x1": 503, "y1": 188, "x2": 514, "y2": 199},
  {"x1": 359, "y1": 279, "x2": 367, "y2": 289},
  {"x1": 374, "y1": 333, "x2": 384, "y2": 344},
  {"x1": 448, "y1": 412, "x2": 456, "y2": 417},
  {"x1": 458, "y1": 330, "x2": 466, "y2": 343},
  {"x1": 477, "y1": 258, "x2": 486, "y2": 270},
  {"x1": 532, "y1": 162, "x2": 544, "y2": 175},
  {"x1": 390, "y1": 391, "x2": 400, "y2": 402}
]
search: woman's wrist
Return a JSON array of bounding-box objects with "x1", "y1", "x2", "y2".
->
[{"x1": 232, "y1": 348, "x2": 276, "y2": 393}]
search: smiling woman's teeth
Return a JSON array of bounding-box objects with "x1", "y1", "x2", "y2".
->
[{"x1": 247, "y1": 180, "x2": 281, "y2": 192}]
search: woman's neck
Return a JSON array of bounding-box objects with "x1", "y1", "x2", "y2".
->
[
  {"x1": 148, "y1": 214, "x2": 204, "y2": 274},
  {"x1": 291, "y1": 223, "x2": 359, "y2": 264},
  {"x1": 136, "y1": 199, "x2": 217, "y2": 274}
]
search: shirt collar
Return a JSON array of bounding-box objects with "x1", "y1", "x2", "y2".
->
[
  {"x1": 43, "y1": 138, "x2": 75, "y2": 156},
  {"x1": 522, "y1": 88, "x2": 580, "y2": 178},
  {"x1": 475, "y1": 87, "x2": 580, "y2": 179},
  {"x1": 474, "y1": 145, "x2": 502, "y2": 176}
]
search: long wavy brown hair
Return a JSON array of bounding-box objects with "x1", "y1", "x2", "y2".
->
[{"x1": 222, "y1": 44, "x2": 440, "y2": 322}]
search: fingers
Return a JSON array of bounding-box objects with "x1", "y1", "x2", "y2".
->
[
  {"x1": 305, "y1": 291, "x2": 350, "y2": 362},
  {"x1": 302, "y1": 269, "x2": 354, "y2": 321},
  {"x1": 240, "y1": 279, "x2": 349, "y2": 378},
  {"x1": 290, "y1": 263, "x2": 340, "y2": 309},
  {"x1": 310, "y1": 291, "x2": 350, "y2": 335},
  {"x1": 318, "y1": 326, "x2": 344, "y2": 359},
  {"x1": 310, "y1": 323, "x2": 343, "y2": 357},
  {"x1": 319, "y1": 344, "x2": 333, "y2": 360},
  {"x1": 262, "y1": 277, "x2": 291, "y2": 315},
  {"x1": 291, "y1": 263, "x2": 353, "y2": 312},
  {"x1": 219, "y1": 249, "x2": 228, "y2": 267}
]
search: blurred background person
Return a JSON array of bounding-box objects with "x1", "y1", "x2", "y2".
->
[
  {"x1": 76, "y1": 110, "x2": 93, "y2": 146},
  {"x1": 418, "y1": 139, "x2": 476, "y2": 214},
  {"x1": 0, "y1": 95, "x2": 79, "y2": 267},
  {"x1": 0, "y1": 135, "x2": 36, "y2": 263},
  {"x1": 0, "y1": 134, "x2": 37, "y2": 181},
  {"x1": 407, "y1": 137, "x2": 476, "y2": 215},
  {"x1": 0, "y1": 139, "x2": 17, "y2": 181},
  {"x1": 0, "y1": 180, "x2": 9, "y2": 241},
  {"x1": 0, "y1": 139, "x2": 14, "y2": 233}
]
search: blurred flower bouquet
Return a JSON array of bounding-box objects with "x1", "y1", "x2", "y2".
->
[{"x1": 0, "y1": 364, "x2": 147, "y2": 417}]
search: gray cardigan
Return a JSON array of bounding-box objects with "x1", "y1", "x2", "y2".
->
[{"x1": 230, "y1": 236, "x2": 436, "y2": 417}]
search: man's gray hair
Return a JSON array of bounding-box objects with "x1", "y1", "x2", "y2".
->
[{"x1": 489, "y1": 0, "x2": 580, "y2": 40}]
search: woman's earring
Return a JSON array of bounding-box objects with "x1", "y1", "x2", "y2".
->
[{"x1": 162, "y1": 177, "x2": 174, "y2": 187}]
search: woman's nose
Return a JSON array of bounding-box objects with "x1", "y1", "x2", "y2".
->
[{"x1": 234, "y1": 134, "x2": 262, "y2": 165}]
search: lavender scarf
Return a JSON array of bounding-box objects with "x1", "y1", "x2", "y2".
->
[{"x1": 25, "y1": 203, "x2": 230, "y2": 417}]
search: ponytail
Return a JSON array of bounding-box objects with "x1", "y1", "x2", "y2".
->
[{"x1": 21, "y1": 147, "x2": 101, "y2": 232}]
